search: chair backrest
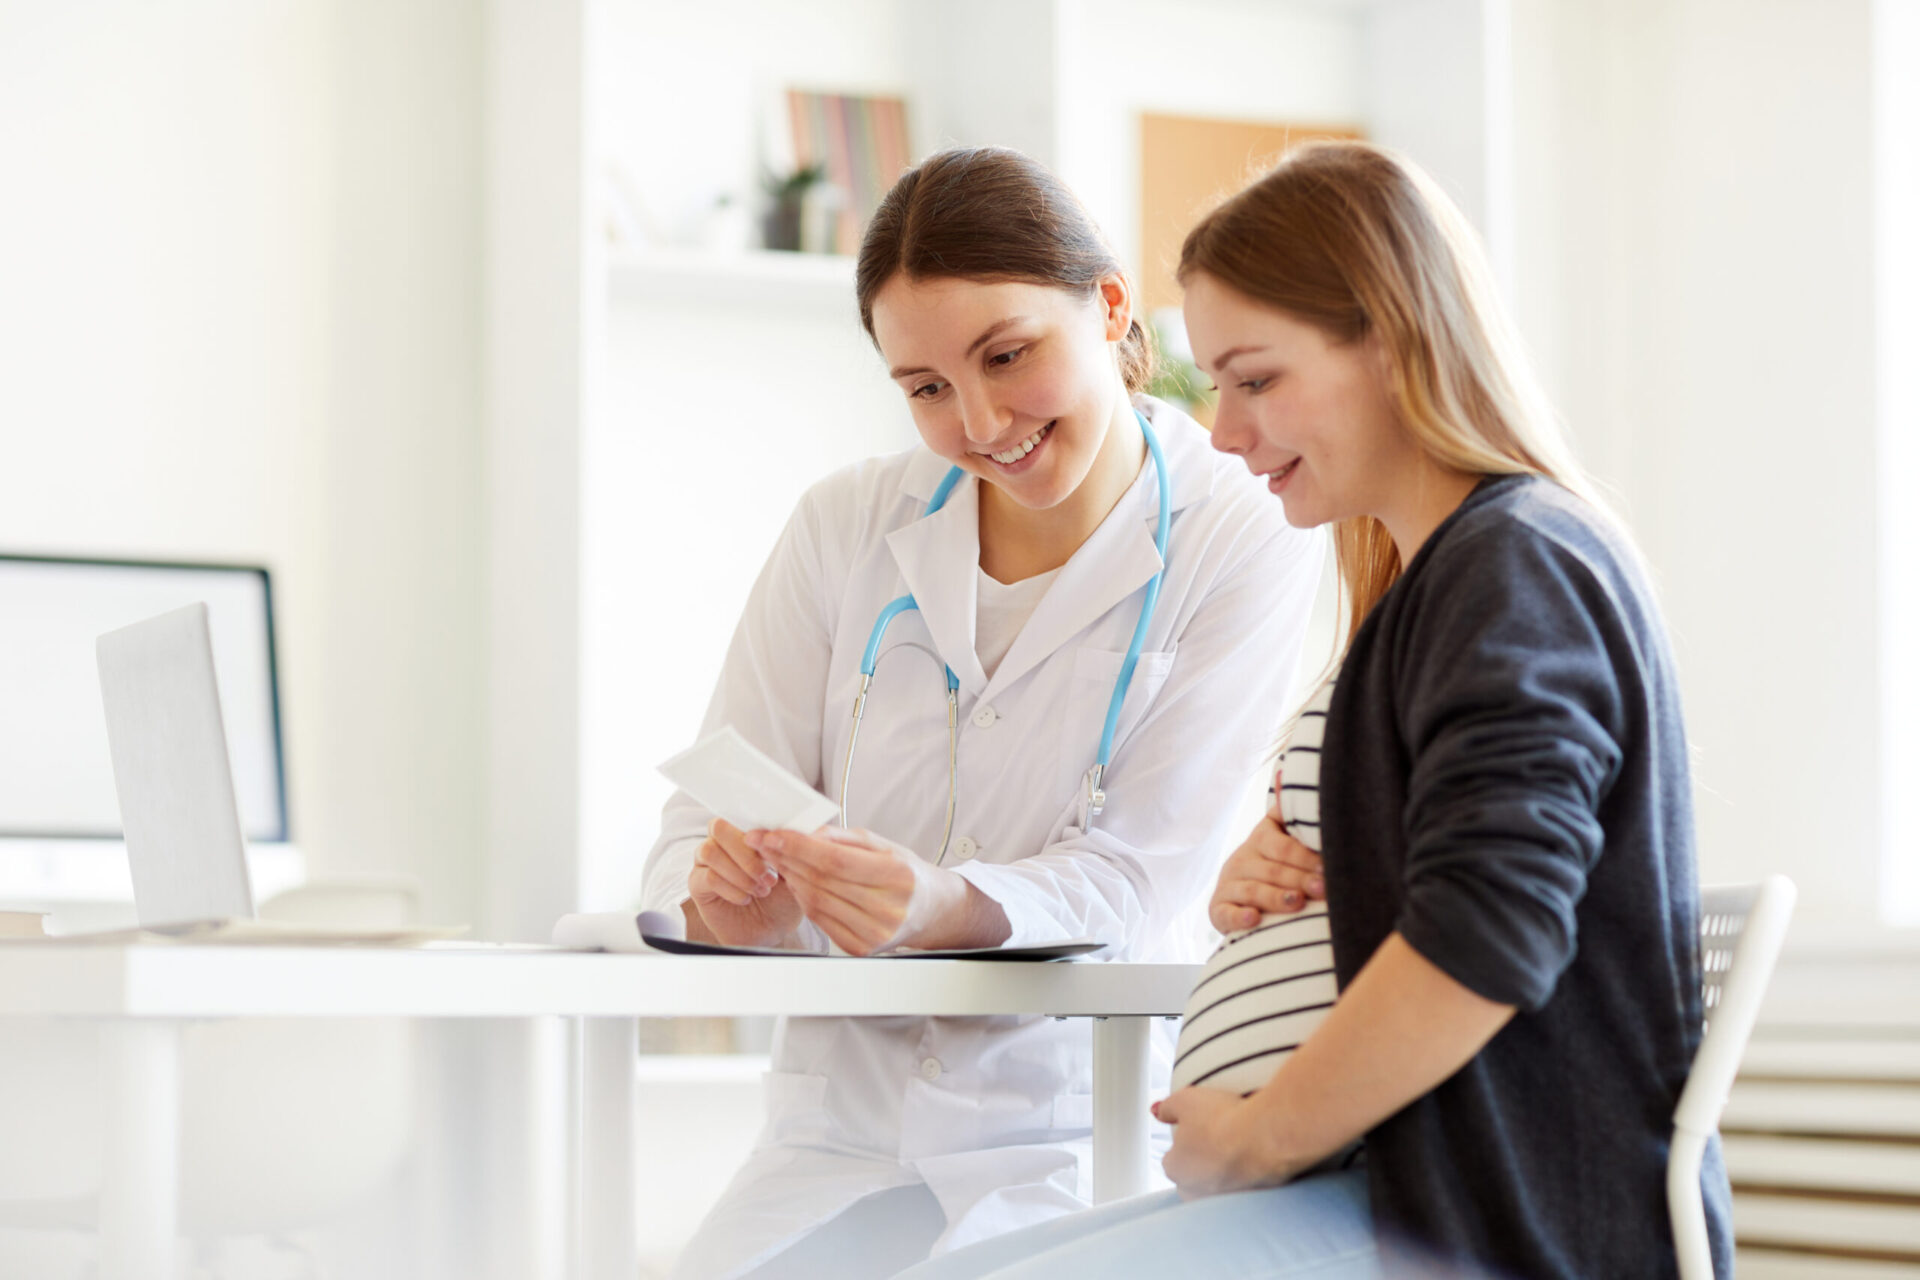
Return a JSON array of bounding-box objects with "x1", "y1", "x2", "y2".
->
[
  {"x1": 1669, "y1": 875, "x2": 1798, "y2": 1280},
  {"x1": 1682, "y1": 876, "x2": 1798, "y2": 1133}
]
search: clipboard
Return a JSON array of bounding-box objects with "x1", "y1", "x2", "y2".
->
[
  {"x1": 552, "y1": 910, "x2": 1106, "y2": 961},
  {"x1": 641, "y1": 932, "x2": 1108, "y2": 961}
]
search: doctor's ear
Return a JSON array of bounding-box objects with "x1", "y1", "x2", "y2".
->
[{"x1": 1096, "y1": 274, "x2": 1133, "y2": 343}]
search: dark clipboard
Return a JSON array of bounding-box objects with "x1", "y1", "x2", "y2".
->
[{"x1": 636, "y1": 912, "x2": 1105, "y2": 961}]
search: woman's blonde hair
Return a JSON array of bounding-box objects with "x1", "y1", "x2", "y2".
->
[{"x1": 1178, "y1": 141, "x2": 1614, "y2": 654}]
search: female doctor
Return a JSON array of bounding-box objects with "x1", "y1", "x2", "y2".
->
[{"x1": 641, "y1": 147, "x2": 1323, "y2": 1280}]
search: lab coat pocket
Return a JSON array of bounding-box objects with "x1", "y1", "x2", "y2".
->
[
  {"x1": 758, "y1": 1070, "x2": 831, "y2": 1149},
  {"x1": 1056, "y1": 647, "x2": 1177, "y2": 799}
]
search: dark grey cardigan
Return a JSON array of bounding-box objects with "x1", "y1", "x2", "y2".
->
[{"x1": 1319, "y1": 475, "x2": 1732, "y2": 1279}]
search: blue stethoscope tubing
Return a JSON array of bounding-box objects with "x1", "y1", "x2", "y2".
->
[{"x1": 839, "y1": 409, "x2": 1171, "y2": 863}]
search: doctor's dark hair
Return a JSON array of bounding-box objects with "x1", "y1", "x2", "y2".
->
[{"x1": 856, "y1": 147, "x2": 1156, "y2": 393}]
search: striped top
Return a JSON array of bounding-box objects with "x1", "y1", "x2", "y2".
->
[{"x1": 1170, "y1": 677, "x2": 1339, "y2": 1095}]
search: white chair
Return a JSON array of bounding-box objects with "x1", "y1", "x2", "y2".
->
[{"x1": 1669, "y1": 875, "x2": 1797, "y2": 1280}]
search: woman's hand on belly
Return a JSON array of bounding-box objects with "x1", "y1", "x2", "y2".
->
[
  {"x1": 1162, "y1": 935, "x2": 1519, "y2": 1202},
  {"x1": 1155, "y1": 1087, "x2": 1302, "y2": 1199},
  {"x1": 749, "y1": 825, "x2": 1011, "y2": 955},
  {"x1": 1209, "y1": 804, "x2": 1326, "y2": 934},
  {"x1": 686, "y1": 818, "x2": 804, "y2": 948}
]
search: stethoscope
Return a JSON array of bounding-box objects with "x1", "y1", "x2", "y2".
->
[{"x1": 838, "y1": 408, "x2": 1172, "y2": 864}]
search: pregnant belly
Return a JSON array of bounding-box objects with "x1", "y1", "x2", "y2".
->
[{"x1": 1170, "y1": 906, "x2": 1338, "y2": 1095}]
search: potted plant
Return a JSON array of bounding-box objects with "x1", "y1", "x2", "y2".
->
[{"x1": 761, "y1": 163, "x2": 826, "y2": 253}]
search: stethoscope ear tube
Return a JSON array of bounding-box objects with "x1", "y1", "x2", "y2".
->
[{"x1": 1088, "y1": 412, "x2": 1173, "y2": 816}]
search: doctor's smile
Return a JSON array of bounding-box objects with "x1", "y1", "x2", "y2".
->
[{"x1": 981, "y1": 421, "x2": 1054, "y2": 470}]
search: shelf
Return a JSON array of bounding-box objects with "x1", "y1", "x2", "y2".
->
[{"x1": 605, "y1": 247, "x2": 858, "y2": 310}]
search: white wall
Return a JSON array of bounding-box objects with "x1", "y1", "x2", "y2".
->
[
  {"x1": 584, "y1": 290, "x2": 913, "y2": 910},
  {"x1": 579, "y1": 0, "x2": 920, "y2": 912},
  {"x1": 1510, "y1": 0, "x2": 1884, "y2": 927},
  {"x1": 1064, "y1": 0, "x2": 1368, "y2": 282},
  {"x1": 905, "y1": 0, "x2": 1367, "y2": 284},
  {"x1": 598, "y1": 0, "x2": 917, "y2": 243},
  {"x1": 325, "y1": 0, "x2": 483, "y2": 931},
  {"x1": 904, "y1": 0, "x2": 1065, "y2": 171},
  {"x1": 0, "y1": 1, "x2": 484, "y2": 928},
  {"x1": 1367, "y1": 0, "x2": 1507, "y2": 271},
  {"x1": 1875, "y1": 0, "x2": 1920, "y2": 924},
  {"x1": 481, "y1": 0, "x2": 592, "y2": 943}
]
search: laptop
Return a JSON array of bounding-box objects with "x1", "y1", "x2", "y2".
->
[{"x1": 91, "y1": 603, "x2": 457, "y2": 943}]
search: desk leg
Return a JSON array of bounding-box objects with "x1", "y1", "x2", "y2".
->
[
  {"x1": 577, "y1": 1017, "x2": 637, "y2": 1280},
  {"x1": 1090, "y1": 1016, "x2": 1151, "y2": 1204},
  {"x1": 98, "y1": 1020, "x2": 181, "y2": 1280}
]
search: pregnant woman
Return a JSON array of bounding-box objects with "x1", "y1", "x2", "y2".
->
[{"x1": 901, "y1": 140, "x2": 1732, "y2": 1280}]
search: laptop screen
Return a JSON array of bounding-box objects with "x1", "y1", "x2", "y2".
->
[{"x1": 0, "y1": 555, "x2": 288, "y2": 842}]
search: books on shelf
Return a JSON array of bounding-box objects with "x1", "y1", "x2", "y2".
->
[{"x1": 784, "y1": 89, "x2": 911, "y2": 257}]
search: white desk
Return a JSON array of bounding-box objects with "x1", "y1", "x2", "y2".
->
[{"x1": 0, "y1": 944, "x2": 1202, "y2": 1280}]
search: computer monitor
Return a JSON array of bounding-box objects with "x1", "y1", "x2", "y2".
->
[{"x1": 0, "y1": 554, "x2": 289, "y2": 843}]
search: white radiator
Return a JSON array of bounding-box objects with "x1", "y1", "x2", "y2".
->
[{"x1": 1726, "y1": 946, "x2": 1920, "y2": 1277}]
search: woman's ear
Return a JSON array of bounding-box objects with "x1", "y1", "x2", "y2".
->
[{"x1": 1097, "y1": 274, "x2": 1133, "y2": 343}]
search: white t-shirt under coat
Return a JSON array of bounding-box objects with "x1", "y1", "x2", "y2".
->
[{"x1": 975, "y1": 566, "x2": 1063, "y2": 680}]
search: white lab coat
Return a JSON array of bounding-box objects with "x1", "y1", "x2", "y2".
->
[{"x1": 642, "y1": 397, "x2": 1322, "y2": 1278}]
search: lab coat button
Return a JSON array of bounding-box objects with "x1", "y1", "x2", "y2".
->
[
  {"x1": 920, "y1": 1057, "x2": 943, "y2": 1081},
  {"x1": 971, "y1": 704, "x2": 999, "y2": 728},
  {"x1": 952, "y1": 836, "x2": 978, "y2": 860}
]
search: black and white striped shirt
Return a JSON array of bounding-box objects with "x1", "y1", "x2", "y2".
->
[{"x1": 1170, "y1": 678, "x2": 1339, "y2": 1095}]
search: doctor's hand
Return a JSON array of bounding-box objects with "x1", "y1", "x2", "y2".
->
[
  {"x1": 685, "y1": 818, "x2": 803, "y2": 949},
  {"x1": 747, "y1": 826, "x2": 1006, "y2": 956},
  {"x1": 1155, "y1": 1086, "x2": 1297, "y2": 1200},
  {"x1": 1209, "y1": 776, "x2": 1324, "y2": 934}
]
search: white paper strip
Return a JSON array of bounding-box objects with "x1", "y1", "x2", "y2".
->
[{"x1": 657, "y1": 726, "x2": 839, "y2": 835}]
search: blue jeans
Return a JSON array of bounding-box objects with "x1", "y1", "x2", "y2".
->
[{"x1": 896, "y1": 1169, "x2": 1379, "y2": 1280}]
